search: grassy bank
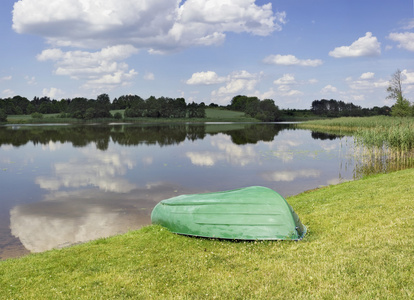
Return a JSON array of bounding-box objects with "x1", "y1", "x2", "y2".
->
[
  {"x1": 296, "y1": 116, "x2": 398, "y2": 132},
  {"x1": 4, "y1": 108, "x2": 259, "y2": 124},
  {"x1": 1, "y1": 169, "x2": 413, "y2": 299}
]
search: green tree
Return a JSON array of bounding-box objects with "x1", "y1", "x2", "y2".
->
[
  {"x1": 172, "y1": 98, "x2": 187, "y2": 118},
  {"x1": 58, "y1": 99, "x2": 69, "y2": 113},
  {"x1": 387, "y1": 69, "x2": 412, "y2": 117},
  {"x1": 146, "y1": 96, "x2": 161, "y2": 118},
  {"x1": 12, "y1": 95, "x2": 30, "y2": 114},
  {"x1": 14, "y1": 106, "x2": 23, "y2": 115},
  {"x1": 84, "y1": 107, "x2": 96, "y2": 120},
  {"x1": 387, "y1": 69, "x2": 403, "y2": 102},
  {"x1": 392, "y1": 97, "x2": 412, "y2": 117},
  {"x1": 245, "y1": 98, "x2": 260, "y2": 117},
  {"x1": 26, "y1": 103, "x2": 36, "y2": 114},
  {"x1": 113, "y1": 94, "x2": 143, "y2": 110},
  {"x1": 197, "y1": 102, "x2": 206, "y2": 118},
  {"x1": 0, "y1": 108, "x2": 7, "y2": 122},
  {"x1": 94, "y1": 94, "x2": 112, "y2": 118},
  {"x1": 113, "y1": 112, "x2": 123, "y2": 120},
  {"x1": 230, "y1": 95, "x2": 249, "y2": 111},
  {"x1": 258, "y1": 99, "x2": 281, "y2": 121},
  {"x1": 67, "y1": 97, "x2": 89, "y2": 119},
  {"x1": 39, "y1": 102, "x2": 52, "y2": 114},
  {"x1": 187, "y1": 102, "x2": 205, "y2": 118}
]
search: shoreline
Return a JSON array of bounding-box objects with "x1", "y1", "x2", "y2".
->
[
  {"x1": 1, "y1": 168, "x2": 413, "y2": 298},
  {"x1": 2, "y1": 167, "x2": 412, "y2": 262}
]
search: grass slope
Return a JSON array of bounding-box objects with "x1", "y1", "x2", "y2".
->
[
  {"x1": 4, "y1": 108, "x2": 259, "y2": 124},
  {"x1": 1, "y1": 169, "x2": 413, "y2": 299}
]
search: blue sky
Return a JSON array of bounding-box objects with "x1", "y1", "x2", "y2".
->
[{"x1": 1, "y1": 0, "x2": 413, "y2": 109}]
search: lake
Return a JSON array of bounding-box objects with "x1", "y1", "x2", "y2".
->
[{"x1": 0, "y1": 122, "x2": 396, "y2": 259}]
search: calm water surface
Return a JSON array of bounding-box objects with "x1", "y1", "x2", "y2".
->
[{"x1": 0, "y1": 123, "x2": 361, "y2": 259}]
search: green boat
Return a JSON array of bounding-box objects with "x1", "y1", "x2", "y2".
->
[{"x1": 151, "y1": 186, "x2": 306, "y2": 240}]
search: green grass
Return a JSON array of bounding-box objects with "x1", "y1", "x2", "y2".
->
[
  {"x1": 1, "y1": 169, "x2": 413, "y2": 299},
  {"x1": 7, "y1": 114, "x2": 80, "y2": 124},
  {"x1": 4, "y1": 108, "x2": 259, "y2": 124},
  {"x1": 297, "y1": 116, "x2": 394, "y2": 131},
  {"x1": 204, "y1": 108, "x2": 255, "y2": 121},
  {"x1": 297, "y1": 116, "x2": 414, "y2": 130}
]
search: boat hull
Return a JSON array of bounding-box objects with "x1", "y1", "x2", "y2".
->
[{"x1": 151, "y1": 186, "x2": 306, "y2": 240}]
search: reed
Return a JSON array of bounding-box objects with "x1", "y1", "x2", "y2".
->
[
  {"x1": 355, "y1": 121, "x2": 414, "y2": 151},
  {"x1": 352, "y1": 144, "x2": 414, "y2": 178},
  {"x1": 298, "y1": 116, "x2": 393, "y2": 130},
  {"x1": 299, "y1": 116, "x2": 414, "y2": 152}
]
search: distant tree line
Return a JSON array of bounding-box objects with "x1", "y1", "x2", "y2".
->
[
  {"x1": 0, "y1": 94, "x2": 205, "y2": 122},
  {"x1": 311, "y1": 99, "x2": 391, "y2": 117},
  {"x1": 1, "y1": 83, "x2": 412, "y2": 123},
  {"x1": 229, "y1": 95, "x2": 281, "y2": 121},
  {"x1": 119, "y1": 95, "x2": 205, "y2": 119}
]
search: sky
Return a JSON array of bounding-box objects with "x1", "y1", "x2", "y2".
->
[{"x1": 1, "y1": 0, "x2": 414, "y2": 109}]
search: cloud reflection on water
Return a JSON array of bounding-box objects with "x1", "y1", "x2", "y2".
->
[
  {"x1": 10, "y1": 141, "x2": 200, "y2": 253},
  {"x1": 3, "y1": 124, "x2": 358, "y2": 258},
  {"x1": 41, "y1": 141, "x2": 63, "y2": 151},
  {"x1": 261, "y1": 169, "x2": 321, "y2": 182},
  {"x1": 186, "y1": 135, "x2": 259, "y2": 167},
  {"x1": 186, "y1": 151, "x2": 221, "y2": 166},
  {"x1": 10, "y1": 182, "x2": 194, "y2": 253},
  {"x1": 35, "y1": 145, "x2": 137, "y2": 193}
]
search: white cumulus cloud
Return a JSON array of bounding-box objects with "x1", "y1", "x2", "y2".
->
[
  {"x1": 186, "y1": 71, "x2": 227, "y2": 85},
  {"x1": 0, "y1": 75, "x2": 12, "y2": 81},
  {"x1": 273, "y1": 73, "x2": 297, "y2": 85},
  {"x1": 271, "y1": 74, "x2": 307, "y2": 97},
  {"x1": 347, "y1": 72, "x2": 388, "y2": 91},
  {"x1": 37, "y1": 45, "x2": 139, "y2": 91},
  {"x1": 2, "y1": 89, "x2": 15, "y2": 98},
  {"x1": 388, "y1": 32, "x2": 414, "y2": 52},
  {"x1": 211, "y1": 70, "x2": 262, "y2": 100},
  {"x1": 25, "y1": 76, "x2": 37, "y2": 86},
  {"x1": 13, "y1": 0, "x2": 285, "y2": 93},
  {"x1": 144, "y1": 72, "x2": 155, "y2": 80},
  {"x1": 360, "y1": 72, "x2": 375, "y2": 79},
  {"x1": 402, "y1": 69, "x2": 414, "y2": 84},
  {"x1": 263, "y1": 54, "x2": 322, "y2": 66},
  {"x1": 320, "y1": 85, "x2": 338, "y2": 94},
  {"x1": 329, "y1": 32, "x2": 381, "y2": 58},
  {"x1": 13, "y1": 0, "x2": 285, "y2": 51},
  {"x1": 277, "y1": 85, "x2": 303, "y2": 97},
  {"x1": 42, "y1": 87, "x2": 64, "y2": 99},
  {"x1": 216, "y1": 79, "x2": 255, "y2": 95}
]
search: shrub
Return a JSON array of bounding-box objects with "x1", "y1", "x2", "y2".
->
[
  {"x1": 31, "y1": 112, "x2": 43, "y2": 119},
  {"x1": 0, "y1": 109, "x2": 7, "y2": 122},
  {"x1": 113, "y1": 112, "x2": 123, "y2": 120},
  {"x1": 84, "y1": 107, "x2": 96, "y2": 120},
  {"x1": 59, "y1": 113, "x2": 70, "y2": 118}
]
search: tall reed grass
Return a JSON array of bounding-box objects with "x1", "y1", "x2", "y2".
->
[
  {"x1": 353, "y1": 145, "x2": 414, "y2": 178},
  {"x1": 354, "y1": 119, "x2": 414, "y2": 151},
  {"x1": 299, "y1": 116, "x2": 414, "y2": 151},
  {"x1": 299, "y1": 117, "x2": 414, "y2": 176}
]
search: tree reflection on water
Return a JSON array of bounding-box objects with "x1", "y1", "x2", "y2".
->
[{"x1": 0, "y1": 123, "x2": 294, "y2": 150}]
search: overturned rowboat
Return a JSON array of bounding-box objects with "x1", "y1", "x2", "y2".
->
[{"x1": 151, "y1": 186, "x2": 306, "y2": 240}]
